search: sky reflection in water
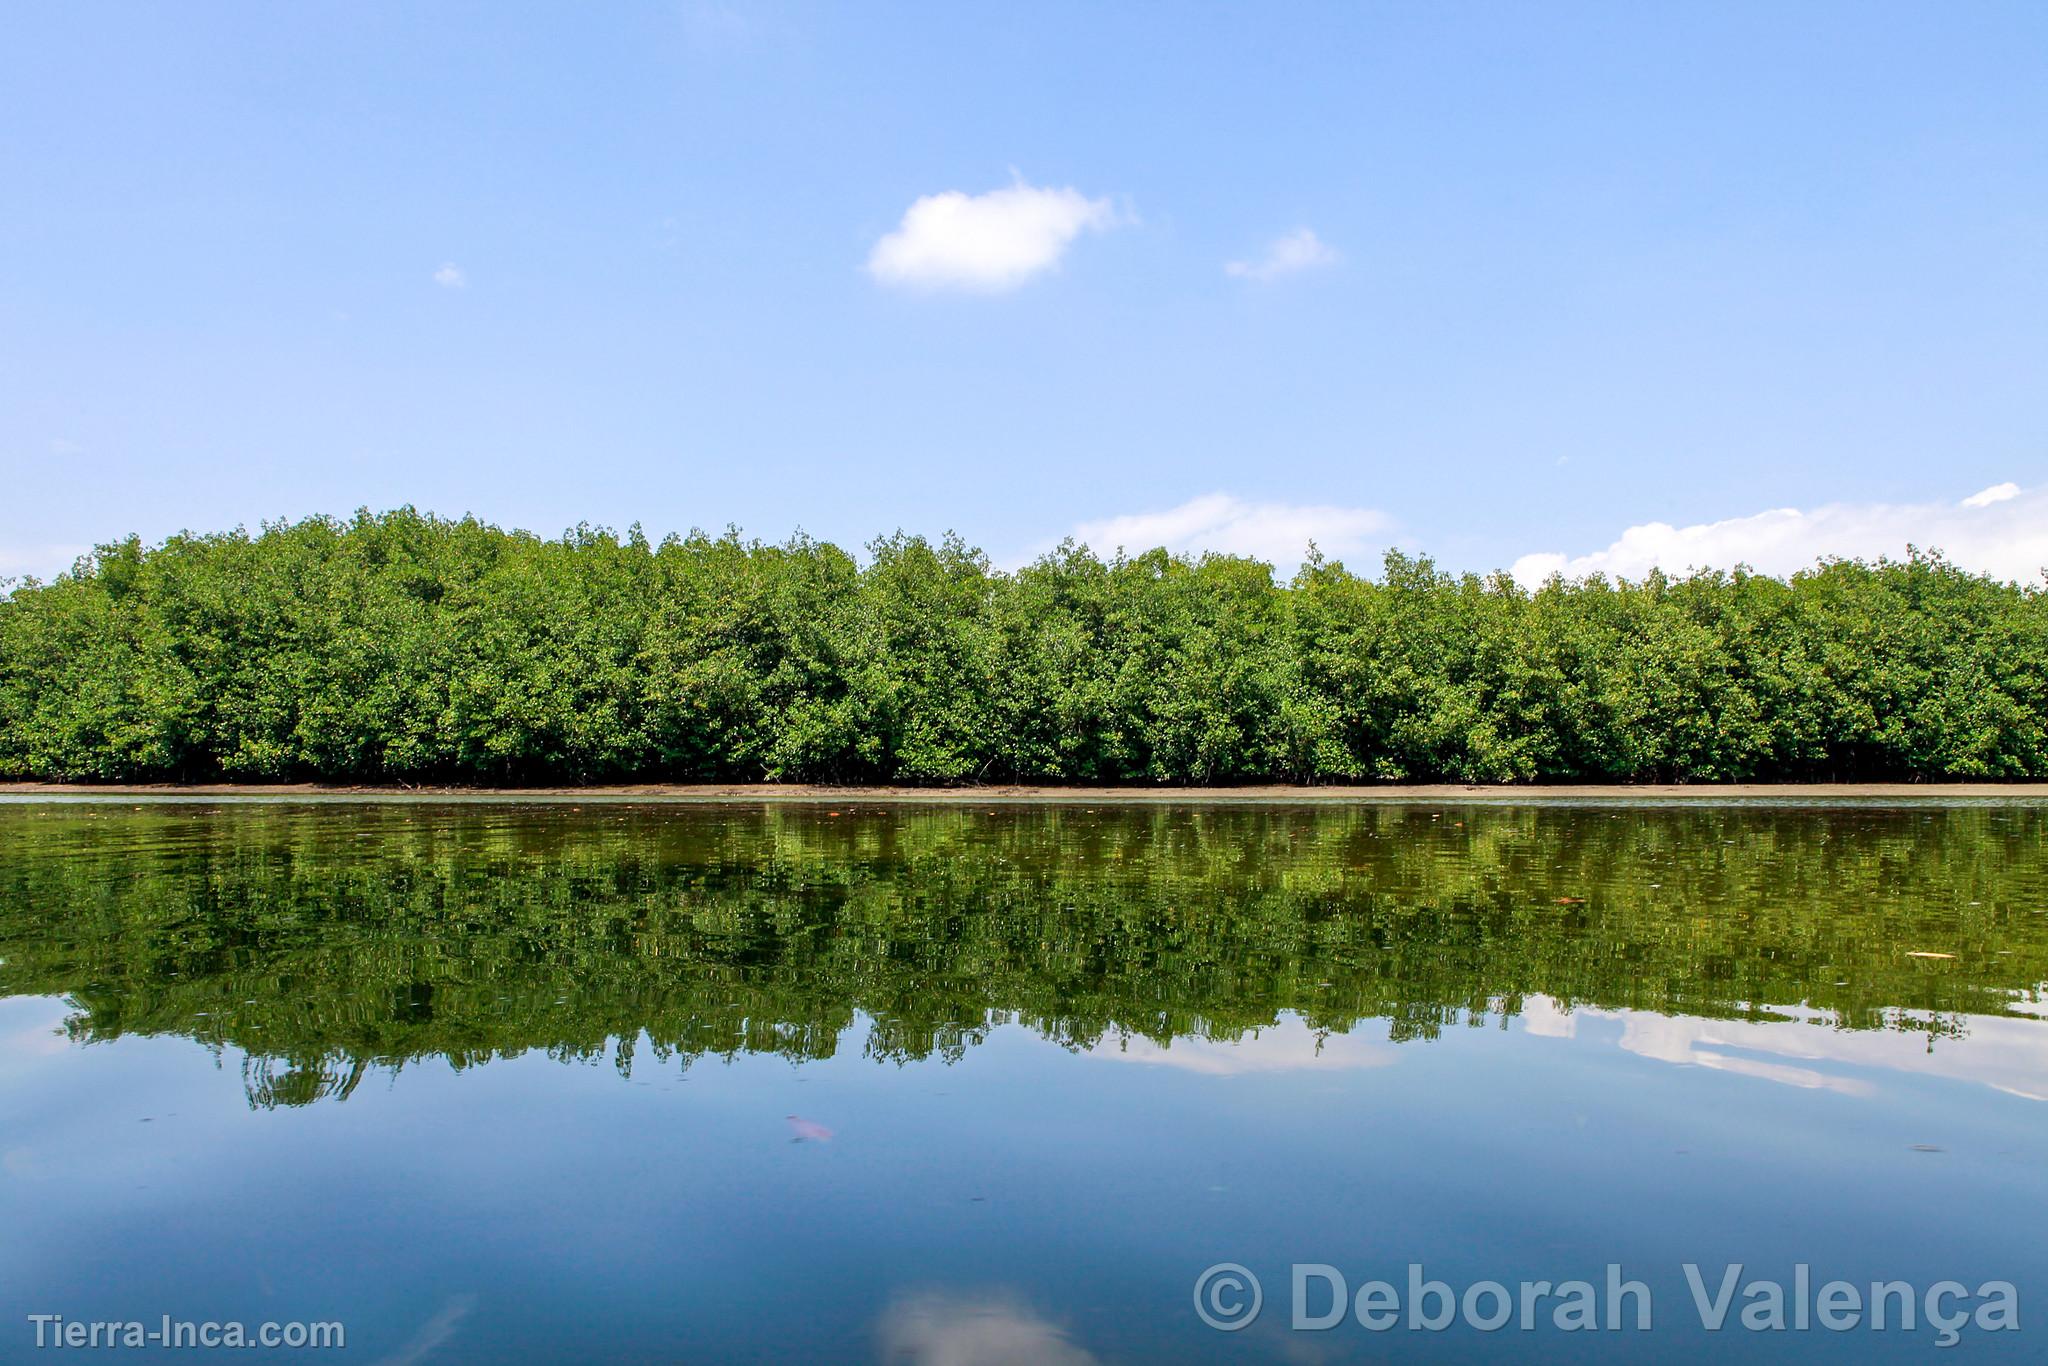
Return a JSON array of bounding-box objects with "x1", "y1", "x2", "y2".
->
[{"x1": 1, "y1": 800, "x2": 2044, "y2": 1362}]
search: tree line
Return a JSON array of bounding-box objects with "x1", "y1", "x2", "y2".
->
[{"x1": 1, "y1": 507, "x2": 2043, "y2": 783}]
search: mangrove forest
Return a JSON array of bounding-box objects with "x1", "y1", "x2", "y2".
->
[{"x1": 2, "y1": 508, "x2": 2044, "y2": 784}]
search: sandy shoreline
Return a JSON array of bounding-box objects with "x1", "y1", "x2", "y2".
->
[{"x1": 1, "y1": 781, "x2": 2043, "y2": 804}]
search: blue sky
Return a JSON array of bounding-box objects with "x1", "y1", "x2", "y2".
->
[{"x1": 4, "y1": 2, "x2": 2045, "y2": 583}]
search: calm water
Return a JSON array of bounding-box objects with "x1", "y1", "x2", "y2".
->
[{"x1": 2, "y1": 798, "x2": 2045, "y2": 1362}]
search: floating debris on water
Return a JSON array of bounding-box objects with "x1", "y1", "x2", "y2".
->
[{"x1": 786, "y1": 1115, "x2": 834, "y2": 1143}]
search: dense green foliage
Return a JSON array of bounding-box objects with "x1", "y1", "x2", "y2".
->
[
  {"x1": 3, "y1": 802, "x2": 2040, "y2": 1105},
  {"x1": 3, "y1": 508, "x2": 2045, "y2": 783}
]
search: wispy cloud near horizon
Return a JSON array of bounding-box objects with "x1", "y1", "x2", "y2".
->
[
  {"x1": 1511, "y1": 482, "x2": 2048, "y2": 586},
  {"x1": 1057, "y1": 493, "x2": 1388, "y2": 571}
]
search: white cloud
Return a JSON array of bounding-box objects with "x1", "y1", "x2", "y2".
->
[
  {"x1": 1962, "y1": 481, "x2": 2020, "y2": 508},
  {"x1": 1091, "y1": 1017, "x2": 1393, "y2": 1075},
  {"x1": 1511, "y1": 482, "x2": 2048, "y2": 586},
  {"x1": 1225, "y1": 227, "x2": 1338, "y2": 282},
  {"x1": 1065, "y1": 493, "x2": 1387, "y2": 569},
  {"x1": 432, "y1": 263, "x2": 467, "y2": 289},
  {"x1": 866, "y1": 176, "x2": 1119, "y2": 292},
  {"x1": 1544, "y1": 997, "x2": 2048, "y2": 1103},
  {"x1": 876, "y1": 1291, "x2": 1098, "y2": 1366}
]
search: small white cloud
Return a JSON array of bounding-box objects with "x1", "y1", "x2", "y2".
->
[
  {"x1": 866, "y1": 175, "x2": 1119, "y2": 292},
  {"x1": 1519, "y1": 996, "x2": 1579, "y2": 1039},
  {"x1": 1225, "y1": 227, "x2": 1339, "y2": 282},
  {"x1": 876, "y1": 1291, "x2": 1099, "y2": 1366},
  {"x1": 1962, "y1": 481, "x2": 2020, "y2": 508},
  {"x1": 1066, "y1": 493, "x2": 1387, "y2": 570},
  {"x1": 1512, "y1": 482, "x2": 2048, "y2": 586},
  {"x1": 1091, "y1": 1017, "x2": 1393, "y2": 1075},
  {"x1": 432, "y1": 263, "x2": 467, "y2": 289}
]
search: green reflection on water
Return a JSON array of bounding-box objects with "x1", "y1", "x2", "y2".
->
[{"x1": 1, "y1": 802, "x2": 2043, "y2": 1106}]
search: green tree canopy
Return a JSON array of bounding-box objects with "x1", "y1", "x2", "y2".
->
[{"x1": 4, "y1": 509, "x2": 2044, "y2": 783}]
